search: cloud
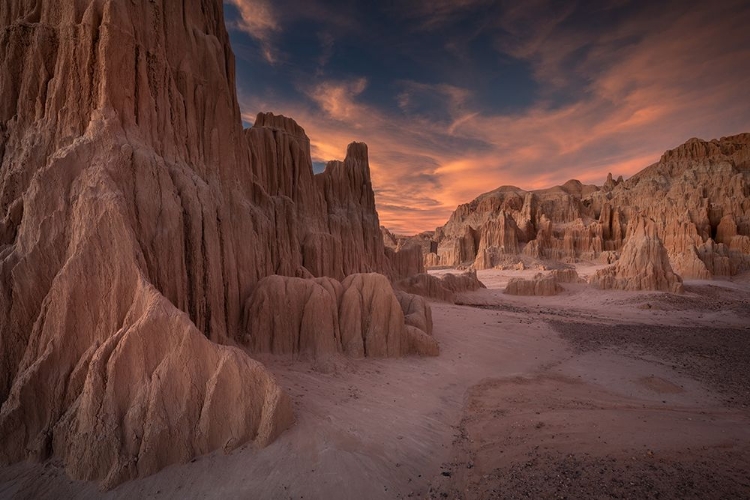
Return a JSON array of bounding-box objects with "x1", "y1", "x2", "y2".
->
[
  {"x1": 397, "y1": 81, "x2": 471, "y2": 120},
  {"x1": 305, "y1": 78, "x2": 369, "y2": 122},
  {"x1": 316, "y1": 32, "x2": 335, "y2": 73},
  {"x1": 394, "y1": 0, "x2": 496, "y2": 30},
  {"x1": 225, "y1": 0, "x2": 280, "y2": 63},
  {"x1": 235, "y1": 0, "x2": 750, "y2": 234}
]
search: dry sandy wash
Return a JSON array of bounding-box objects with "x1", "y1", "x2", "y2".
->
[{"x1": 2, "y1": 265, "x2": 749, "y2": 499}]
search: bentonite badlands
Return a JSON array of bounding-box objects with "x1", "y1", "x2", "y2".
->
[
  {"x1": 388, "y1": 133, "x2": 750, "y2": 293},
  {"x1": 0, "y1": 0, "x2": 433, "y2": 489},
  {"x1": 1, "y1": 1, "x2": 750, "y2": 500}
]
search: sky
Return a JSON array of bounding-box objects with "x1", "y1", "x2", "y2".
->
[{"x1": 223, "y1": 0, "x2": 750, "y2": 234}]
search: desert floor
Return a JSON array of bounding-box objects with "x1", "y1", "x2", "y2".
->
[{"x1": 2, "y1": 266, "x2": 750, "y2": 499}]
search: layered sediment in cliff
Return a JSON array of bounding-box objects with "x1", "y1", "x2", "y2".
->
[
  {"x1": 0, "y1": 0, "x2": 426, "y2": 488},
  {"x1": 591, "y1": 217, "x2": 685, "y2": 293},
  {"x1": 413, "y1": 134, "x2": 750, "y2": 282},
  {"x1": 243, "y1": 273, "x2": 438, "y2": 358}
]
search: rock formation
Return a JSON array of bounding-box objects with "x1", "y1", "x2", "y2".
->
[
  {"x1": 381, "y1": 226, "x2": 436, "y2": 256},
  {"x1": 395, "y1": 291, "x2": 439, "y2": 357},
  {"x1": 394, "y1": 270, "x2": 486, "y2": 303},
  {"x1": 0, "y1": 0, "x2": 427, "y2": 488},
  {"x1": 410, "y1": 135, "x2": 750, "y2": 280},
  {"x1": 504, "y1": 274, "x2": 563, "y2": 296},
  {"x1": 338, "y1": 273, "x2": 436, "y2": 357},
  {"x1": 243, "y1": 273, "x2": 438, "y2": 358},
  {"x1": 386, "y1": 244, "x2": 425, "y2": 280},
  {"x1": 591, "y1": 217, "x2": 685, "y2": 293},
  {"x1": 549, "y1": 268, "x2": 586, "y2": 284}
]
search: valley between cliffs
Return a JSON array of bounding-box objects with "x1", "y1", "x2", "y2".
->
[
  {"x1": 2, "y1": 266, "x2": 749, "y2": 499},
  {"x1": 2, "y1": 0, "x2": 749, "y2": 498}
]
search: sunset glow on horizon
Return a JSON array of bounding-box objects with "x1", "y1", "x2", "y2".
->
[{"x1": 224, "y1": 0, "x2": 750, "y2": 234}]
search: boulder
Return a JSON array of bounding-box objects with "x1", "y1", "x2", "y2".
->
[{"x1": 395, "y1": 292, "x2": 439, "y2": 357}]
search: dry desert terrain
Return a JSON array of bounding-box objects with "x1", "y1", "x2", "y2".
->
[{"x1": 2, "y1": 265, "x2": 749, "y2": 499}]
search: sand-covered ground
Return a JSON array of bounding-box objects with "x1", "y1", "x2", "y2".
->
[{"x1": 2, "y1": 266, "x2": 750, "y2": 499}]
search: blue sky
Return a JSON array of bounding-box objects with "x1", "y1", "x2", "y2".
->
[{"x1": 223, "y1": 0, "x2": 750, "y2": 233}]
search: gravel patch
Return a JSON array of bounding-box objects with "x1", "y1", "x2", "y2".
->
[{"x1": 549, "y1": 321, "x2": 750, "y2": 407}]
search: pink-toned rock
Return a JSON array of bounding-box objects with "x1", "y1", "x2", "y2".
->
[
  {"x1": 550, "y1": 268, "x2": 585, "y2": 283},
  {"x1": 401, "y1": 134, "x2": 750, "y2": 279},
  {"x1": 504, "y1": 273, "x2": 563, "y2": 296},
  {"x1": 424, "y1": 252, "x2": 441, "y2": 268},
  {"x1": 395, "y1": 292, "x2": 438, "y2": 357},
  {"x1": 386, "y1": 245, "x2": 426, "y2": 280},
  {"x1": 243, "y1": 274, "x2": 437, "y2": 358},
  {"x1": 394, "y1": 270, "x2": 486, "y2": 303},
  {"x1": 0, "y1": 0, "x2": 427, "y2": 488},
  {"x1": 338, "y1": 273, "x2": 437, "y2": 357},
  {"x1": 243, "y1": 276, "x2": 342, "y2": 357},
  {"x1": 592, "y1": 217, "x2": 684, "y2": 293}
]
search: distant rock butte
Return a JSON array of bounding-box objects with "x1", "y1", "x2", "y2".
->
[
  {"x1": 0, "y1": 0, "x2": 426, "y2": 488},
  {"x1": 403, "y1": 134, "x2": 750, "y2": 284}
]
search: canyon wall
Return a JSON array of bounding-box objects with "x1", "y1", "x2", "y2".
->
[
  {"x1": 415, "y1": 134, "x2": 750, "y2": 280},
  {"x1": 0, "y1": 0, "x2": 423, "y2": 488}
]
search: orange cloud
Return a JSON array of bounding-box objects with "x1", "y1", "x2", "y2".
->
[
  {"x1": 306, "y1": 78, "x2": 369, "y2": 122},
  {"x1": 237, "y1": 1, "x2": 750, "y2": 234},
  {"x1": 225, "y1": 0, "x2": 280, "y2": 63}
]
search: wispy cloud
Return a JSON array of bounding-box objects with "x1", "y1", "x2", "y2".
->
[
  {"x1": 394, "y1": 0, "x2": 495, "y2": 30},
  {"x1": 316, "y1": 32, "x2": 335, "y2": 74},
  {"x1": 225, "y1": 0, "x2": 280, "y2": 63},
  {"x1": 235, "y1": 0, "x2": 750, "y2": 234},
  {"x1": 305, "y1": 78, "x2": 369, "y2": 122},
  {"x1": 397, "y1": 81, "x2": 471, "y2": 117}
]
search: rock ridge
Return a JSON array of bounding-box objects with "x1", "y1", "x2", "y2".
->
[
  {"x1": 409, "y1": 133, "x2": 750, "y2": 285},
  {"x1": 0, "y1": 0, "x2": 428, "y2": 488}
]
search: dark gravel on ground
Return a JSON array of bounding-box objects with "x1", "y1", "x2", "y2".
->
[
  {"x1": 549, "y1": 321, "x2": 750, "y2": 407},
  {"x1": 615, "y1": 284, "x2": 750, "y2": 317},
  {"x1": 429, "y1": 448, "x2": 750, "y2": 500}
]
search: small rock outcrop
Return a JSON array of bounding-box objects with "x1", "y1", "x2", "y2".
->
[
  {"x1": 394, "y1": 270, "x2": 486, "y2": 303},
  {"x1": 504, "y1": 273, "x2": 563, "y2": 296},
  {"x1": 550, "y1": 268, "x2": 586, "y2": 283},
  {"x1": 440, "y1": 270, "x2": 487, "y2": 293},
  {"x1": 592, "y1": 217, "x2": 684, "y2": 293},
  {"x1": 386, "y1": 245, "x2": 425, "y2": 280},
  {"x1": 339, "y1": 273, "x2": 437, "y2": 357},
  {"x1": 244, "y1": 274, "x2": 438, "y2": 359},
  {"x1": 243, "y1": 276, "x2": 342, "y2": 357},
  {"x1": 395, "y1": 291, "x2": 438, "y2": 357}
]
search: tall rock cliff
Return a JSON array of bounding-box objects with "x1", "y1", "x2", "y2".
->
[
  {"x1": 0, "y1": 0, "x2": 423, "y2": 488},
  {"x1": 417, "y1": 134, "x2": 750, "y2": 280}
]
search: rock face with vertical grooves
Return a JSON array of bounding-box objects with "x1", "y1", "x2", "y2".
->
[
  {"x1": 394, "y1": 270, "x2": 486, "y2": 303},
  {"x1": 412, "y1": 134, "x2": 750, "y2": 281},
  {"x1": 591, "y1": 217, "x2": 685, "y2": 293},
  {"x1": 0, "y1": 0, "x2": 427, "y2": 488},
  {"x1": 242, "y1": 273, "x2": 438, "y2": 358},
  {"x1": 504, "y1": 273, "x2": 563, "y2": 296}
]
